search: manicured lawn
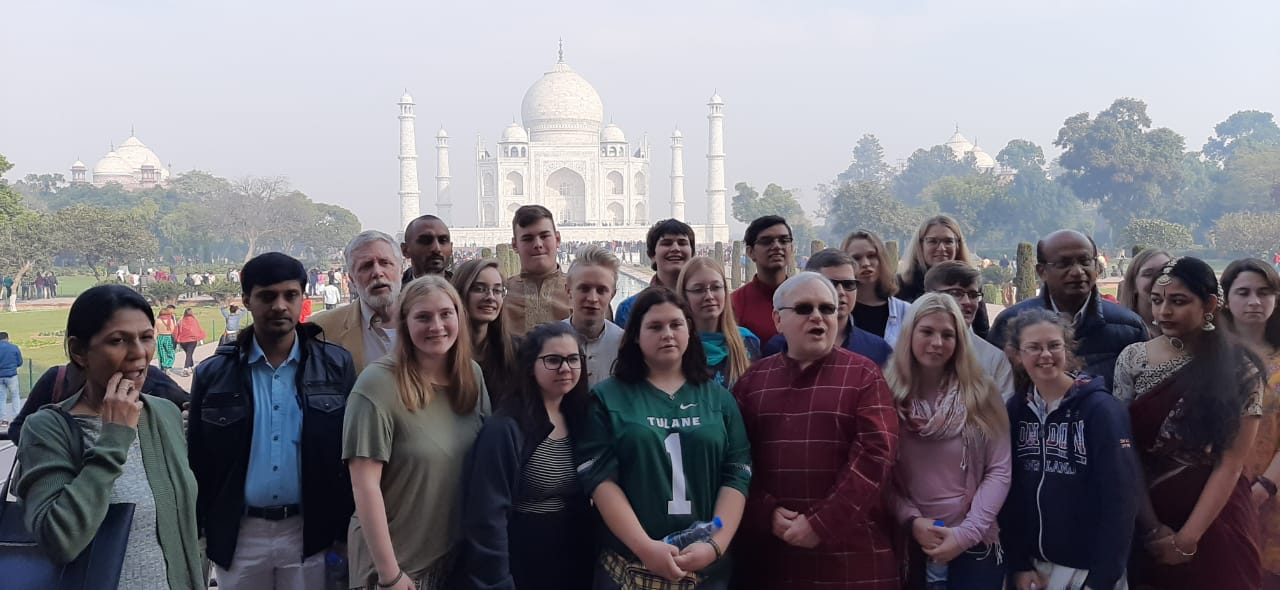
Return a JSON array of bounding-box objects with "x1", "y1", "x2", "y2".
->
[
  {"x1": 56, "y1": 275, "x2": 99, "y2": 298},
  {"x1": 0, "y1": 305, "x2": 251, "y2": 391}
]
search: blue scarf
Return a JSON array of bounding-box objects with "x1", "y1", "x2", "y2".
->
[{"x1": 700, "y1": 332, "x2": 729, "y2": 367}]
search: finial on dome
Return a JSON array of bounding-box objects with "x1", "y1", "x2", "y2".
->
[
  {"x1": 130, "y1": 124, "x2": 135, "y2": 137},
  {"x1": 558, "y1": 38, "x2": 564, "y2": 63},
  {"x1": 955, "y1": 123, "x2": 960, "y2": 133}
]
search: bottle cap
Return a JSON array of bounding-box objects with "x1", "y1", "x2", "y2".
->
[
  {"x1": 933, "y1": 519, "x2": 945, "y2": 527},
  {"x1": 712, "y1": 516, "x2": 723, "y2": 529}
]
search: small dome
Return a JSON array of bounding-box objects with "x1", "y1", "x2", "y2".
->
[
  {"x1": 71, "y1": 160, "x2": 86, "y2": 169},
  {"x1": 971, "y1": 146, "x2": 996, "y2": 169},
  {"x1": 400, "y1": 91, "x2": 414, "y2": 104},
  {"x1": 671, "y1": 128, "x2": 682, "y2": 138},
  {"x1": 945, "y1": 130, "x2": 975, "y2": 160},
  {"x1": 436, "y1": 127, "x2": 448, "y2": 139},
  {"x1": 93, "y1": 151, "x2": 133, "y2": 178},
  {"x1": 601, "y1": 123, "x2": 626, "y2": 144},
  {"x1": 114, "y1": 136, "x2": 169, "y2": 180},
  {"x1": 709, "y1": 93, "x2": 724, "y2": 105},
  {"x1": 500, "y1": 122, "x2": 529, "y2": 143},
  {"x1": 520, "y1": 61, "x2": 604, "y2": 143}
]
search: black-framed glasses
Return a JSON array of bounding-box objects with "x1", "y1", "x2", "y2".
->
[
  {"x1": 538, "y1": 353, "x2": 584, "y2": 370},
  {"x1": 752, "y1": 235, "x2": 793, "y2": 248},
  {"x1": 829, "y1": 279, "x2": 859, "y2": 292},
  {"x1": 469, "y1": 284, "x2": 507, "y2": 297},
  {"x1": 938, "y1": 288, "x2": 982, "y2": 302},
  {"x1": 684, "y1": 284, "x2": 725, "y2": 296},
  {"x1": 778, "y1": 303, "x2": 837, "y2": 316}
]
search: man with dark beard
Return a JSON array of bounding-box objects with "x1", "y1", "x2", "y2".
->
[
  {"x1": 400, "y1": 214, "x2": 453, "y2": 284},
  {"x1": 310, "y1": 230, "x2": 403, "y2": 373}
]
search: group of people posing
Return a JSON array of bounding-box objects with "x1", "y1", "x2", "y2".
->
[{"x1": 9, "y1": 206, "x2": 1280, "y2": 590}]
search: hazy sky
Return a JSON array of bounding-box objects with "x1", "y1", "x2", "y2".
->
[{"x1": 3, "y1": 1, "x2": 1278, "y2": 235}]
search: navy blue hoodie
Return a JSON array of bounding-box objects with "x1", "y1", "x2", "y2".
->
[{"x1": 999, "y1": 373, "x2": 1140, "y2": 590}]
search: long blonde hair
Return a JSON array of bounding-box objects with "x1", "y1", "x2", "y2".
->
[
  {"x1": 841, "y1": 229, "x2": 899, "y2": 299},
  {"x1": 676, "y1": 256, "x2": 752, "y2": 384},
  {"x1": 885, "y1": 293, "x2": 1007, "y2": 438},
  {"x1": 394, "y1": 275, "x2": 479, "y2": 415},
  {"x1": 898, "y1": 215, "x2": 974, "y2": 293}
]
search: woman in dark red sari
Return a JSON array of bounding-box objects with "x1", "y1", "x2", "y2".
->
[{"x1": 1113, "y1": 257, "x2": 1265, "y2": 589}]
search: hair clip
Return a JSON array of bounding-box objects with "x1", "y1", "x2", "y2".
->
[{"x1": 1154, "y1": 258, "x2": 1180, "y2": 286}]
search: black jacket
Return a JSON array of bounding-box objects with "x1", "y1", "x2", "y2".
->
[
  {"x1": 999, "y1": 374, "x2": 1140, "y2": 590},
  {"x1": 455, "y1": 411, "x2": 593, "y2": 590},
  {"x1": 6, "y1": 364, "x2": 187, "y2": 443},
  {"x1": 188, "y1": 323, "x2": 356, "y2": 568},
  {"x1": 987, "y1": 287, "x2": 1147, "y2": 389}
]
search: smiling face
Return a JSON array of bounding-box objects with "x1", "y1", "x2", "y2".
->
[
  {"x1": 1015, "y1": 321, "x2": 1069, "y2": 385},
  {"x1": 682, "y1": 266, "x2": 726, "y2": 329},
  {"x1": 654, "y1": 233, "x2": 693, "y2": 281},
  {"x1": 775, "y1": 279, "x2": 838, "y2": 363},
  {"x1": 921, "y1": 224, "x2": 959, "y2": 266},
  {"x1": 637, "y1": 302, "x2": 690, "y2": 370},
  {"x1": 244, "y1": 280, "x2": 304, "y2": 340},
  {"x1": 1151, "y1": 276, "x2": 1214, "y2": 340},
  {"x1": 406, "y1": 290, "x2": 460, "y2": 359},
  {"x1": 568, "y1": 264, "x2": 616, "y2": 324},
  {"x1": 1228, "y1": 270, "x2": 1278, "y2": 331},
  {"x1": 350, "y1": 239, "x2": 403, "y2": 310},
  {"x1": 910, "y1": 311, "x2": 958, "y2": 372},
  {"x1": 513, "y1": 218, "x2": 561, "y2": 275},
  {"x1": 466, "y1": 266, "x2": 505, "y2": 324},
  {"x1": 845, "y1": 238, "x2": 881, "y2": 285},
  {"x1": 402, "y1": 218, "x2": 453, "y2": 276},
  {"x1": 70, "y1": 308, "x2": 155, "y2": 394},
  {"x1": 747, "y1": 223, "x2": 794, "y2": 274},
  {"x1": 534, "y1": 334, "x2": 583, "y2": 401}
]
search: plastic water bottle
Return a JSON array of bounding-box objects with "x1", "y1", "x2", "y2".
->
[
  {"x1": 925, "y1": 520, "x2": 948, "y2": 585},
  {"x1": 663, "y1": 517, "x2": 723, "y2": 549},
  {"x1": 325, "y1": 551, "x2": 349, "y2": 590}
]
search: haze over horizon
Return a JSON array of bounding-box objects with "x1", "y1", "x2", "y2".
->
[{"x1": 3, "y1": 0, "x2": 1277, "y2": 235}]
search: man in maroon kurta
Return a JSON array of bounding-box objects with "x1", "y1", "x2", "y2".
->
[
  {"x1": 732, "y1": 271, "x2": 900, "y2": 589},
  {"x1": 731, "y1": 215, "x2": 794, "y2": 343}
]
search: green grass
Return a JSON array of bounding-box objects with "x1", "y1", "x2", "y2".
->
[
  {"x1": 55, "y1": 275, "x2": 99, "y2": 298},
  {"x1": 1, "y1": 304, "x2": 251, "y2": 391}
]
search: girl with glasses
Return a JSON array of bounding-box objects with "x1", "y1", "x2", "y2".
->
[
  {"x1": 884, "y1": 293, "x2": 1011, "y2": 589},
  {"x1": 1113, "y1": 257, "x2": 1264, "y2": 589},
  {"x1": 577, "y1": 287, "x2": 751, "y2": 589},
  {"x1": 675, "y1": 256, "x2": 760, "y2": 389},
  {"x1": 456, "y1": 322, "x2": 594, "y2": 590},
  {"x1": 896, "y1": 216, "x2": 991, "y2": 341},
  {"x1": 1219, "y1": 258, "x2": 1280, "y2": 588},
  {"x1": 999, "y1": 309, "x2": 1139, "y2": 590},
  {"x1": 453, "y1": 258, "x2": 519, "y2": 408}
]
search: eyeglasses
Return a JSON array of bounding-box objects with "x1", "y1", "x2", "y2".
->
[
  {"x1": 923, "y1": 237, "x2": 957, "y2": 248},
  {"x1": 778, "y1": 303, "x2": 838, "y2": 316},
  {"x1": 1020, "y1": 342, "x2": 1066, "y2": 355},
  {"x1": 829, "y1": 279, "x2": 859, "y2": 292},
  {"x1": 752, "y1": 236, "x2": 793, "y2": 248},
  {"x1": 684, "y1": 284, "x2": 725, "y2": 296},
  {"x1": 1044, "y1": 257, "x2": 1097, "y2": 272},
  {"x1": 538, "y1": 353, "x2": 584, "y2": 370},
  {"x1": 938, "y1": 288, "x2": 982, "y2": 302},
  {"x1": 469, "y1": 284, "x2": 507, "y2": 297}
]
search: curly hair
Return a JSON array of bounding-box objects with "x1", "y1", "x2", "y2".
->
[{"x1": 1001, "y1": 308, "x2": 1084, "y2": 395}]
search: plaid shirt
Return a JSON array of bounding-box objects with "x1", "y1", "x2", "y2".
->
[{"x1": 731, "y1": 347, "x2": 900, "y2": 589}]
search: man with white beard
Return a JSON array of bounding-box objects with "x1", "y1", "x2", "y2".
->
[{"x1": 309, "y1": 230, "x2": 402, "y2": 374}]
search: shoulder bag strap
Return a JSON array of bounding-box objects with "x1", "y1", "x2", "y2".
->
[{"x1": 52, "y1": 364, "x2": 68, "y2": 403}]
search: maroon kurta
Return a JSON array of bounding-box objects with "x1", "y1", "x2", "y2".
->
[{"x1": 732, "y1": 347, "x2": 900, "y2": 589}]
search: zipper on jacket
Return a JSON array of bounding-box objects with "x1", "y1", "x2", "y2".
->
[{"x1": 1034, "y1": 401, "x2": 1049, "y2": 561}]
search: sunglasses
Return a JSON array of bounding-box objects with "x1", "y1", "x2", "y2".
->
[{"x1": 778, "y1": 303, "x2": 837, "y2": 316}]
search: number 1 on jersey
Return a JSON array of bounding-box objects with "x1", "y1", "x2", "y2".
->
[{"x1": 663, "y1": 432, "x2": 692, "y2": 515}]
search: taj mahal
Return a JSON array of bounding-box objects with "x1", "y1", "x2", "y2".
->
[{"x1": 397, "y1": 45, "x2": 730, "y2": 245}]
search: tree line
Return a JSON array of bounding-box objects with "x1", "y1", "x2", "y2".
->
[{"x1": 733, "y1": 100, "x2": 1280, "y2": 258}]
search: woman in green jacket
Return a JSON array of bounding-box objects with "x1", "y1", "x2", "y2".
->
[{"x1": 15, "y1": 285, "x2": 203, "y2": 590}]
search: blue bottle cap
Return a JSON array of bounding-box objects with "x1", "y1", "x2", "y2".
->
[
  {"x1": 933, "y1": 519, "x2": 945, "y2": 527},
  {"x1": 712, "y1": 516, "x2": 723, "y2": 529}
]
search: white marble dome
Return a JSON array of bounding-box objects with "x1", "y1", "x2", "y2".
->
[
  {"x1": 93, "y1": 150, "x2": 133, "y2": 178},
  {"x1": 500, "y1": 122, "x2": 529, "y2": 143},
  {"x1": 114, "y1": 136, "x2": 169, "y2": 179},
  {"x1": 71, "y1": 160, "x2": 86, "y2": 169},
  {"x1": 520, "y1": 61, "x2": 604, "y2": 143},
  {"x1": 601, "y1": 123, "x2": 626, "y2": 143},
  {"x1": 945, "y1": 130, "x2": 975, "y2": 159},
  {"x1": 971, "y1": 146, "x2": 996, "y2": 169}
]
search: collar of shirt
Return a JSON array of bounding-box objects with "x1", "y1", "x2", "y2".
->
[
  {"x1": 1049, "y1": 289, "x2": 1093, "y2": 326},
  {"x1": 248, "y1": 332, "x2": 301, "y2": 369},
  {"x1": 359, "y1": 299, "x2": 391, "y2": 331},
  {"x1": 518, "y1": 265, "x2": 564, "y2": 285},
  {"x1": 1029, "y1": 385, "x2": 1064, "y2": 422},
  {"x1": 563, "y1": 316, "x2": 608, "y2": 342}
]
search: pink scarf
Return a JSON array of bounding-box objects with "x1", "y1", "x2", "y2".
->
[{"x1": 903, "y1": 383, "x2": 969, "y2": 441}]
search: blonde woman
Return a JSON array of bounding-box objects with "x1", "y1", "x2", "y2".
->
[
  {"x1": 451, "y1": 258, "x2": 519, "y2": 406},
  {"x1": 896, "y1": 216, "x2": 990, "y2": 340},
  {"x1": 1117, "y1": 248, "x2": 1172, "y2": 339},
  {"x1": 841, "y1": 230, "x2": 911, "y2": 345},
  {"x1": 344, "y1": 276, "x2": 491, "y2": 589},
  {"x1": 884, "y1": 293, "x2": 1011, "y2": 589},
  {"x1": 676, "y1": 256, "x2": 760, "y2": 388}
]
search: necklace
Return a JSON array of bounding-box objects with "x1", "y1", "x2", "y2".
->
[{"x1": 1169, "y1": 336, "x2": 1185, "y2": 352}]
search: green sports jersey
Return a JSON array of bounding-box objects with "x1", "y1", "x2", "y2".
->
[{"x1": 577, "y1": 377, "x2": 751, "y2": 573}]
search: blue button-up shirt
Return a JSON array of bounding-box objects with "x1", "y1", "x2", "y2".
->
[{"x1": 243, "y1": 335, "x2": 303, "y2": 507}]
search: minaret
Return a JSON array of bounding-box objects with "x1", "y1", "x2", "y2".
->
[
  {"x1": 706, "y1": 93, "x2": 728, "y2": 243},
  {"x1": 669, "y1": 129, "x2": 686, "y2": 221},
  {"x1": 435, "y1": 127, "x2": 452, "y2": 225},
  {"x1": 398, "y1": 91, "x2": 420, "y2": 234}
]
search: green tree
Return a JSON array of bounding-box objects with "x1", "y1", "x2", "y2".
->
[
  {"x1": 1054, "y1": 98, "x2": 1186, "y2": 238},
  {"x1": 1122, "y1": 218, "x2": 1194, "y2": 251},
  {"x1": 837, "y1": 134, "x2": 891, "y2": 184},
  {"x1": 822, "y1": 180, "x2": 925, "y2": 244},
  {"x1": 53, "y1": 205, "x2": 160, "y2": 281},
  {"x1": 1002, "y1": 166, "x2": 1091, "y2": 243},
  {"x1": 1211, "y1": 212, "x2": 1280, "y2": 258},
  {"x1": 1204, "y1": 110, "x2": 1280, "y2": 163},
  {"x1": 892, "y1": 145, "x2": 976, "y2": 205},
  {"x1": 996, "y1": 139, "x2": 1046, "y2": 172},
  {"x1": 1214, "y1": 146, "x2": 1280, "y2": 213},
  {"x1": 919, "y1": 174, "x2": 1006, "y2": 246},
  {"x1": 732, "y1": 182, "x2": 817, "y2": 247}
]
